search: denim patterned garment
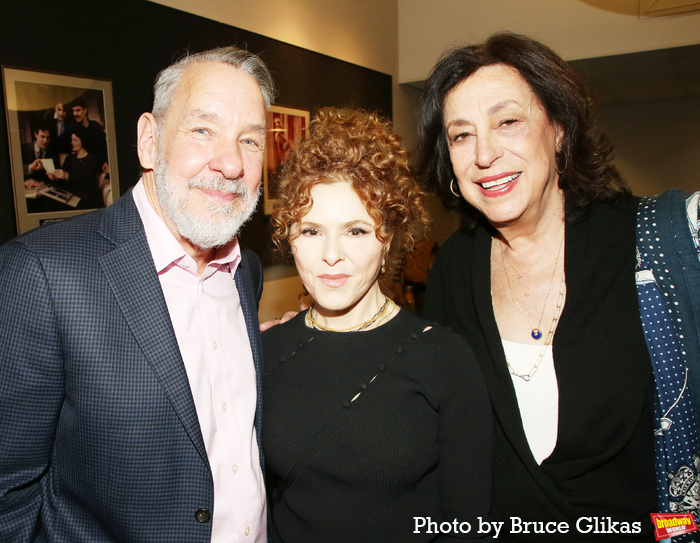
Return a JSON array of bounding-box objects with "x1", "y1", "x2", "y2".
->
[{"x1": 636, "y1": 191, "x2": 700, "y2": 542}]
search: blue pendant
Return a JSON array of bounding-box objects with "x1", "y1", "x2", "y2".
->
[{"x1": 531, "y1": 329, "x2": 543, "y2": 340}]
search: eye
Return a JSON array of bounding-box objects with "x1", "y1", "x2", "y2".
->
[
  {"x1": 242, "y1": 137, "x2": 263, "y2": 150},
  {"x1": 300, "y1": 227, "x2": 319, "y2": 236},
  {"x1": 499, "y1": 118, "x2": 519, "y2": 127},
  {"x1": 193, "y1": 128, "x2": 210, "y2": 135},
  {"x1": 348, "y1": 227, "x2": 370, "y2": 236},
  {"x1": 448, "y1": 131, "x2": 473, "y2": 146}
]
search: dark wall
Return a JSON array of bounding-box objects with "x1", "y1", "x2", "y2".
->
[{"x1": 0, "y1": 0, "x2": 392, "y2": 253}]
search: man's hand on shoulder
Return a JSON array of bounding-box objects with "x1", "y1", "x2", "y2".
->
[{"x1": 259, "y1": 304, "x2": 308, "y2": 332}]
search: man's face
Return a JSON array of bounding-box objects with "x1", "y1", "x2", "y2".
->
[
  {"x1": 35, "y1": 129, "x2": 51, "y2": 150},
  {"x1": 72, "y1": 105, "x2": 87, "y2": 124},
  {"x1": 153, "y1": 61, "x2": 267, "y2": 249},
  {"x1": 56, "y1": 103, "x2": 66, "y2": 121}
]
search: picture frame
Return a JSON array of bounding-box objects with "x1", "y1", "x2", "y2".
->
[
  {"x1": 264, "y1": 105, "x2": 309, "y2": 214},
  {"x1": 2, "y1": 66, "x2": 120, "y2": 234}
]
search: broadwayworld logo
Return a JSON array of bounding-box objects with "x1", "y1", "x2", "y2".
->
[{"x1": 650, "y1": 513, "x2": 698, "y2": 541}]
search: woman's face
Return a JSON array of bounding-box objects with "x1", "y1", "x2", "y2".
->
[
  {"x1": 290, "y1": 181, "x2": 388, "y2": 320},
  {"x1": 443, "y1": 64, "x2": 564, "y2": 229},
  {"x1": 70, "y1": 133, "x2": 83, "y2": 152}
]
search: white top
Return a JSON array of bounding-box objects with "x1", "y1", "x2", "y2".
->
[{"x1": 502, "y1": 339, "x2": 559, "y2": 465}]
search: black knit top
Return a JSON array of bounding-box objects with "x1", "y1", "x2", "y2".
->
[{"x1": 262, "y1": 309, "x2": 492, "y2": 542}]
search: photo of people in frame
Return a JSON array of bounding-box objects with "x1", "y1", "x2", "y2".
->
[
  {"x1": 264, "y1": 106, "x2": 309, "y2": 214},
  {"x1": 3, "y1": 67, "x2": 119, "y2": 233}
]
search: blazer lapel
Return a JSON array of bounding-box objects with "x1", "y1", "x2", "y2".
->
[
  {"x1": 234, "y1": 251, "x2": 264, "y2": 448},
  {"x1": 97, "y1": 192, "x2": 208, "y2": 464}
]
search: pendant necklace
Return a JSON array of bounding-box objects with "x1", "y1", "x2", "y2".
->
[
  {"x1": 504, "y1": 258, "x2": 530, "y2": 284},
  {"x1": 500, "y1": 233, "x2": 565, "y2": 341},
  {"x1": 501, "y1": 243, "x2": 550, "y2": 284},
  {"x1": 507, "y1": 272, "x2": 566, "y2": 381}
]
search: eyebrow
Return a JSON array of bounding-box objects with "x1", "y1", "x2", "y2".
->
[
  {"x1": 299, "y1": 219, "x2": 374, "y2": 229},
  {"x1": 445, "y1": 118, "x2": 472, "y2": 130},
  {"x1": 487, "y1": 100, "x2": 518, "y2": 116},
  {"x1": 187, "y1": 108, "x2": 217, "y2": 121},
  {"x1": 445, "y1": 99, "x2": 521, "y2": 130}
]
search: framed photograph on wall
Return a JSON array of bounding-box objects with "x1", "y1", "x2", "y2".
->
[
  {"x1": 2, "y1": 66, "x2": 119, "y2": 234},
  {"x1": 264, "y1": 105, "x2": 309, "y2": 215}
]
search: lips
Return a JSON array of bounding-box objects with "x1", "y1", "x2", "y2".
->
[
  {"x1": 476, "y1": 172, "x2": 520, "y2": 196},
  {"x1": 197, "y1": 187, "x2": 241, "y2": 203},
  {"x1": 189, "y1": 176, "x2": 249, "y2": 204},
  {"x1": 318, "y1": 274, "x2": 349, "y2": 288}
]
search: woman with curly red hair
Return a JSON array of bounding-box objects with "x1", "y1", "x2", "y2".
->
[{"x1": 262, "y1": 107, "x2": 491, "y2": 542}]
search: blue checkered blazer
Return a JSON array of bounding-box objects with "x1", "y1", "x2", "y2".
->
[{"x1": 0, "y1": 189, "x2": 265, "y2": 542}]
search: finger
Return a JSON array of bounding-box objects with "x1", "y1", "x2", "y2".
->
[
  {"x1": 259, "y1": 318, "x2": 281, "y2": 332},
  {"x1": 279, "y1": 311, "x2": 299, "y2": 324}
]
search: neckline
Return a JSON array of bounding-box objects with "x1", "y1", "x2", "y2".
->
[{"x1": 501, "y1": 337, "x2": 554, "y2": 350}]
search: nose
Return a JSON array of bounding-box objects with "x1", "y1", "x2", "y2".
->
[
  {"x1": 474, "y1": 132, "x2": 502, "y2": 168},
  {"x1": 322, "y1": 236, "x2": 343, "y2": 266},
  {"x1": 209, "y1": 140, "x2": 245, "y2": 180}
]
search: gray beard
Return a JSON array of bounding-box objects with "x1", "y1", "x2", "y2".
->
[{"x1": 155, "y1": 156, "x2": 260, "y2": 249}]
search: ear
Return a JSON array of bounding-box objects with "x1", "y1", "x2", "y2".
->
[
  {"x1": 554, "y1": 123, "x2": 565, "y2": 153},
  {"x1": 137, "y1": 112, "x2": 159, "y2": 171}
]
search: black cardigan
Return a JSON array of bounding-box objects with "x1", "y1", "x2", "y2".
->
[
  {"x1": 424, "y1": 198, "x2": 657, "y2": 542},
  {"x1": 262, "y1": 309, "x2": 492, "y2": 542}
]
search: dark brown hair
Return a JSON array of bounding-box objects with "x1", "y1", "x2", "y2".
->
[{"x1": 413, "y1": 32, "x2": 630, "y2": 229}]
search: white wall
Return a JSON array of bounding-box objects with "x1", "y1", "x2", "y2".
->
[
  {"x1": 399, "y1": 0, "x2": 700, "y2": 84},
  {"x1": 150, "y1": 0, "x2": 397, "y2": 74}
]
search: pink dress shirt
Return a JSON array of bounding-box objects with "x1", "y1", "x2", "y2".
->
[{"x1": 133, "y1": 181, "x2": 266, "y2": 542}]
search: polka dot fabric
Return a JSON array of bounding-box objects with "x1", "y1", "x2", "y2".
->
[{"x1": 636, "y1": 193, "x2": 700, "y2": 537}]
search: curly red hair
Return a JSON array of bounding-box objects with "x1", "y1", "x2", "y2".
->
[{"x1": 271, "y1": 107, "x2": 429, "y2": 294}]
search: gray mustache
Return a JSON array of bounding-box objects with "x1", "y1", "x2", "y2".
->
[{"x1": 187, "y1": 176, "x2": 249, "y2": 200}]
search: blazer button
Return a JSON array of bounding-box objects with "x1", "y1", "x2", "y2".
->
[{"x1": 195, "y1": 508, "x2": 211, "y2": 523}]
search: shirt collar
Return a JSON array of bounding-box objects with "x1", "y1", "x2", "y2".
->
[{"x1": 132, "y1": 179, "x2": 241, "y2": 275}]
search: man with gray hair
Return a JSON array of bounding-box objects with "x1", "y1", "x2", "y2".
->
[{"x1": 0, "y1": 46, "x2": 274, "y2": 542}]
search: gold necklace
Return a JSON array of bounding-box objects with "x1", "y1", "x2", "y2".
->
[
  {"x1": 501, "y1": 243, "x2": 553, "y2": 284},
  {"x1": 506, "y1": 271, "x2": 565, "y2": 381},
  {"x1": 306, "y1": 296, "x2": 392, "y2": 332},
  {"x1": 502, "y1": 253, "x2": 530, "y2": 284},
  {"x1": 500, "y1": 234, "x2": 564, "y2": 340}
]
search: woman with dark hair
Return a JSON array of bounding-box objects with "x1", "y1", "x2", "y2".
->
[
  {"x1": 262, "y1": 107, "x2": 491, "y2": 542},
  {"x1": 48, "y1": 125, "x2": 103, "y2": 209},
  {"x1": 416, "y1": 32, "x2": 699, "y2": 541}
]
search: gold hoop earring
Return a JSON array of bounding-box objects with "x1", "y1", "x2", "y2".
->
[
  {"x1": 450, "y1": 179, "x2": 461, "y2": 197},
  {"x1": 556, "y1": 152, "x2": 568, "y2": 175}
]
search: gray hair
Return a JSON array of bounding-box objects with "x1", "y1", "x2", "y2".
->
[{"x1": 152, "y1": 46, "x2": 276, "y2": 120}]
